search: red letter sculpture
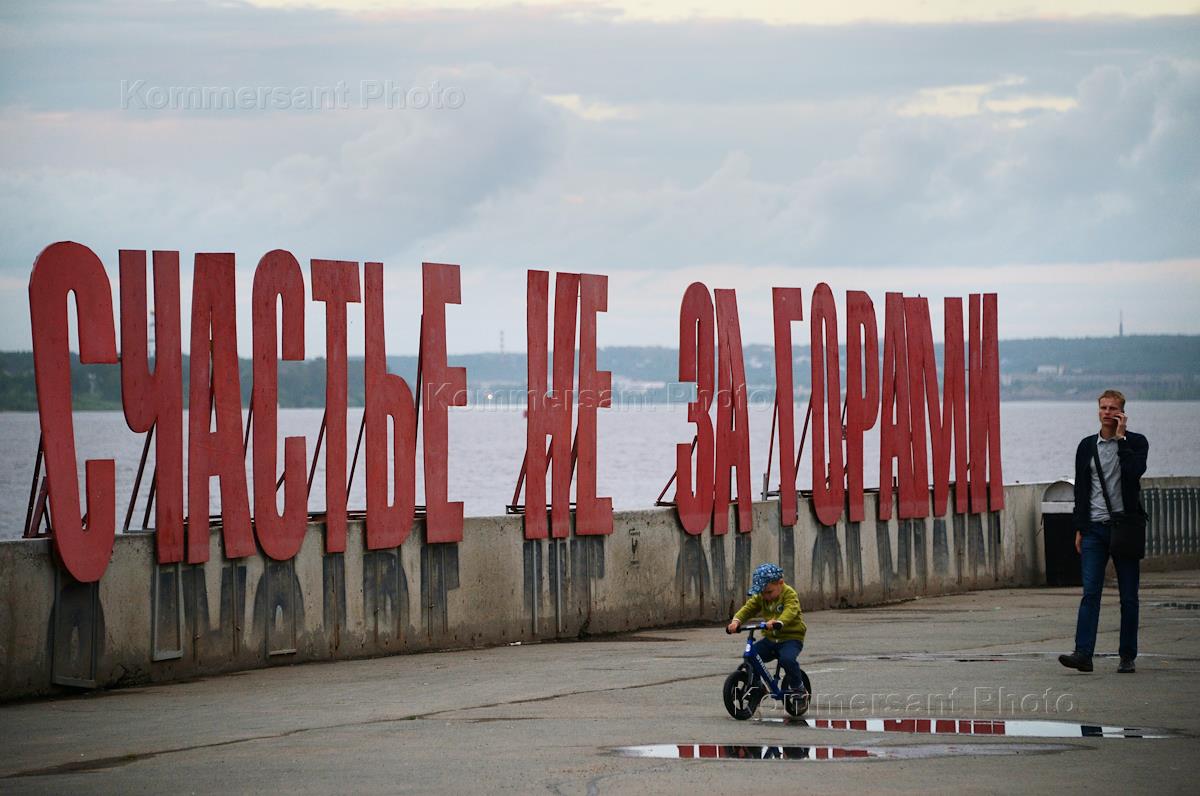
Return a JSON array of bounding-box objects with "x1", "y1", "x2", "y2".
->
[
  {"x1": 845, "y1": 291, "x2": 878, "y2": 522},
  {"x1": 364, "y1": 262, "x2": 416, "y2": 549},
  {"x1": 575, "y1": 273, "x2": 613, "y2": 536},
  {"x1": 713, "y1": 289, "x2": 752, "y2": 534},
  {"x1": 906, "y1": 296, "x2": 969, "y2": 517},
  {"x1": 969, "y1": 293, "x2": 1004, "y2": 512},
  {"x1": 187, "y1": 253, "x2": 255, "y2": 562},
  {"x1": 676, "y1": 283, "x2": 715, "y2": 535},
  {"x1": 771, "y1": 287, "x2": 803, "y2": 527},
  {"x1": 311, "y1": 260, "x2": 361, "y2": 553},
  {"x1": 119, "y1": 250, "x2": 184, "y2": 563},
  {"x1": 878, "y1": 292, "x2": 917, "y2": 520},
  {"x1": 251, "y1": 250, "x2": 308, "y2": 560},
  {"x1": 421, "y1": 263, "x2": 467, "y2": 544},
  {"x1": 810, "y1": 283, "x2": 845, "y2": 527},
  {"x1": 524, "y1": 270, "x2": 551, "y2": 540},
  {"x1": 29, "y1": 242, "x2": 118, "y2": 582}
]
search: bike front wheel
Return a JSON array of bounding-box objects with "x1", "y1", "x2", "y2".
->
[{"x1": 723, "y1": 667, "x2": 763, "y2": 720}]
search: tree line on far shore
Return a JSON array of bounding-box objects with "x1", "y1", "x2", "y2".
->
[{"x1": 1, "y1": 335, "x2": 1197, "y2": 411}]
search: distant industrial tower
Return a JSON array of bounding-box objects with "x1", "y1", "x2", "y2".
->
[
  {"x1": 499, "y1": 329, "x2": 505, "y2": 355},
  {"x1": 1119, "y1": 310, "x2": 1124, "y2": 338}
]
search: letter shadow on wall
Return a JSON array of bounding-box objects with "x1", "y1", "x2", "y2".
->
[
  {"x1": 323, "y1": 553, "x2": 347, "y2": 653},
  {"x1": 252, "y1": 559, "x2": 304, "y2": 657},
  {"x1": 421, "y1": 543, "x2": 459, "y2": 638},
  {"x1": 675, "y1": 530, "x2": 751, "y2": 618},
  {"x1": 363, "y1": 549, "x2": 411, "y2": 648},
  {"x1": 523, "y1": 536, "x2": 606, "y2": 636},
  {"x1": 182, "y1": 561, "x2": 247, "y2": 665},
  {"x1": 48, "y1": 571, "x2": 104, "y2": 688},
  {"x1": 811, "y1": 523, "x2": 844, "y2": 600}
]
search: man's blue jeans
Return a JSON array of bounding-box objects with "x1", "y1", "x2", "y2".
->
[
  {"x1": 1074, "y1": 521, "x2": 1140, "y2": 659},
  {"x1": 752, "y1": 638, "x2": 804, "y2": 692}
]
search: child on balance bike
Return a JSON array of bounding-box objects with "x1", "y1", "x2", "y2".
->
[{"x1": 726, "y1": 563, "x2": 808, "y2": 699}]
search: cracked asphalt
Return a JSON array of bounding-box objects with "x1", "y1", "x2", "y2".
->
[{"x1": 3, "y1": 570, "x2": 1199, "y2": 794}]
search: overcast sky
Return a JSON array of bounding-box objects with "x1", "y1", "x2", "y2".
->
[{"x1": 1, "y1": 0, "x2": 1197, "y2": 356}]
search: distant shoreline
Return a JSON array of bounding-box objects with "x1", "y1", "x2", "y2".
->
[{"x1": 3, "y1": 335, "x2": 1197, "y2": 409}]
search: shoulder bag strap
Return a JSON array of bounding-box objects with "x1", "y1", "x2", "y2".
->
[{"x1": 1091, "y1": 437, "x2": 1117, "y2": 517}]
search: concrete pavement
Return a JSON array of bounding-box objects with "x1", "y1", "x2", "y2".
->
[{"x1": 3, "y1": 571, "x2": 1199, "y2": 794}]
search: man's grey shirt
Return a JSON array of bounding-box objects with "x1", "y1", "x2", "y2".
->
[{"x1": 1089, "y1": 435, "x2": 1125, "y2": 521}]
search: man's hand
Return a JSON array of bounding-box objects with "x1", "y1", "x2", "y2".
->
[
  {"x1": 1075, "y1": 531, "x2": 1082, "y2": 554},
  {"x1": 1116, "y1": 411, "x2": 1128, "y2": 439},
  {"x1": 726, "y1": 619, "x2": 741, "y2": 634}
]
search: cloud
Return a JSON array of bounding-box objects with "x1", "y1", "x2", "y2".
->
[
  {"x1": 242, "y1": 0, "x2": 1200, "y2": 26},
  {"x1": 0, "y1": 65, "x2": 566, "y2": 269},
  {"x1": 410, "y1": 58, "x2": 1200, "y2": 271},
  {"x1": 545, "y1": 93, "x2": 638, "y2": 121},
  {"x1": 1, "y1": 0, "x2": 1198, "y2": 351}
]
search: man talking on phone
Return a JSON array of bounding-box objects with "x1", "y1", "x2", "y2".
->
[{"x1": 1059, "y1": 389, "x2": 1149, "y2": 674}]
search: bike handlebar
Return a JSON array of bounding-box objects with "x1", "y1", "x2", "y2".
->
[{"x1": 726, "y1": 621, "x2": 779, "y2": 634}]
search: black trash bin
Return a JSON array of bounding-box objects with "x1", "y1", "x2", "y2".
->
[{"x1": 1042, "y1": 480, "x2": 1081, "y2": 587}]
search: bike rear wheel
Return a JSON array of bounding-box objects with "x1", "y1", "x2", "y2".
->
[
  {"x1": 722, "y1": 667, "x2": 763, "y2": 720},
  {"x1": 784, "y1": 669, "x2": 813, "y2": 717}
]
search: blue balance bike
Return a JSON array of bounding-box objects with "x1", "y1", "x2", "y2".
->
[{"x1": 723, "y1": 622, "x2": 812, "y2": 720}]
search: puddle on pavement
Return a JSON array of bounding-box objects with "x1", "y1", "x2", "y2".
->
[
  {"x1": 613, "y1": 743, "x2": 1075, "y2": 761},
  {"x1": 755, "y1": 717, "x2": 1180, "y2": 739}
]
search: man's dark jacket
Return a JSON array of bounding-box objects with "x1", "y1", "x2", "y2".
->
[{"x1": 1072, "y1": 431, "x2": 1150, "y2": 531}]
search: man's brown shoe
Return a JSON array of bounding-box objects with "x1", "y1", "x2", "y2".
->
[
  {"x1": 1058, "y1": 652, "x2": 1093, "y2": 672},
  {"x1": 1118, "y1": 658, "x2": 1136, "y2": 673}
]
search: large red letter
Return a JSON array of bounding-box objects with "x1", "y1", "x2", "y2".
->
[
  {"x1": 713, "y1": 289, "x2": 752, "y2": 534},
  {"x1": 187, "y1": 253, "x2": 254, "y2": 562},
  {"x1": 902, "y1": 297, "x2": 932, "y2": 519},
  {"x1": 119, "y1": 250, "x2": 184, "y2": 564},
  {"x1": 676, "y1": 283, "x2": 715, "y2": 535},
  {"x1": 810, "y1": 283, "x2": 845, "y2": 526},
  {"x1": 421, "y1": 262, "x2": 467, "y2": 543},
  {"x1": 311, "y1": 260, "x2": 361, "y2": 553},
  {"x1": 524, "y1": 270, "x2": 550, "y2": 540},
  {"x1": 969, "y1": 293, "x2": 1004, "y2": 512},
  {"x1": 549, "y1": 273, "x2": 580, "y2": 538},
  {"x1": 942, "y1": 297, "x2": 969, "y2": 514},
  {"x1": 878, "y1": 292, "x2": 916, "y2": 520},
  {"x1": 845, "y1": 291, "x2": 878, "y2": 522},
  {"x1": 364, "y1": 262, "x2": 416, "y2": 549},
  {"x1": 29, "y1": 242, "x2": 118, "y2": 583},
  {"x1": 771, "y1": 288, "x2": 803, "y2": 527},
  {"x1": 252, "y1": 250, "x2": 307, "y2": 560},
  {"x1": 906, "y1": 296, "x2": 969, "y2": 517},
  {"x1": 575, "y1": 273, "x2": 613, "y2": 536}
]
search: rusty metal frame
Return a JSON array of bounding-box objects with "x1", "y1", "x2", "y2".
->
[
  {"x1": 654, "y1": 435, "x2": 696, "y2": 507},
  {"x1": 23, "y1": 434, "x2": 44, "y2": 536},
  {"x1": 759, "y1": 394, "x2": 847, "y2": 501},
  {"x1": 507, "y1": 428, "x2": 579, "y2": 515},
  {"x1": 23, "y1": 435, "x2": 53, "y2": 539},
  {"x1": 123, "y1": 423, "x2": 156, "y2": 533},
  {"x1": 305, "y1": 410, "x2": 328, "y2": 498}
]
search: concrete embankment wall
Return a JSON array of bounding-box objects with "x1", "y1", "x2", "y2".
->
[{"x1": 2, "y1": 477, "x2": 1197, "y2": 701}]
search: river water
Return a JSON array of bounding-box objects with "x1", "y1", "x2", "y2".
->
[{"x1": 2, "y1": 401, "x2": 1197, "y2": 538}]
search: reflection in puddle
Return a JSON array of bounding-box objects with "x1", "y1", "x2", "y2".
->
[
  {"x1": 757, "y1": 717, "x2": 1178, "y2": 739},
  {"x1": 615, "y1": 743, "x2": 1075, "y2": 761}
]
